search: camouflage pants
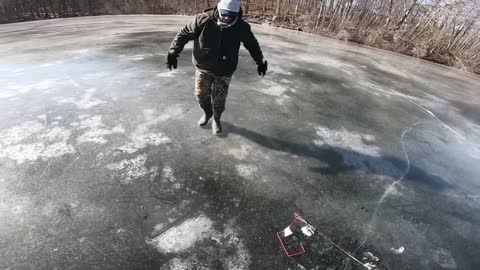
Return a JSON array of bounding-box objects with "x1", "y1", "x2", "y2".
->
[{"x1": 195, "y1": 70, "x2": 231, "y2": 116}]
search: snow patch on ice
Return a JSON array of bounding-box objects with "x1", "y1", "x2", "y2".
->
[
  {"x1": 0, "y1": 143, "x2": 43, "y2": 164},
  {"x1": 162, "y1": 166, "x2": 182, "y2": 189},
  {"x1": 56, "y1": 88, "x2": 106, "y2": 109},
  {"x1": 149, "y1": 214, "x2": 214, "y2": 253},
  {"x1": 118, "y1": 132, "x2": 171, "y2": 154},
  {"x1": 162, "y1": 166, "x2": 176, "y2": 182},
  {"x1": 256, "y1": 79, "x2": 293, "y2": 105},
  {"x1": 72, "y1": 49, "x2": 90, "y2": 54},
  {"x1": 0, "y1": 185, "x2": 31, "y2": 226},
  {"x1": 296, "y1": 264, "x2": 307, "y2": 270},
  {"x1": 76, "y1": 115, "x2": 125, "y2": 144},
  {"x1": 143, "y1": 106, "x2": 184, "y2": 123},
  {"x1": 16, "y1": 143, "x2": 73, "y2": 163},
  {"x1": 116, "y1": 106, "x2": 182, "y2": 153},
  {"x1": 1, "y1": 79, "x2": 59, "y2": 98},
  {"x1": 432, "y1": 248, "x2": 457, "y2": 269},
  {"x1": 390, "y1": 246, "x2": 405, "y2": 254},
  {"x1": 363, "y1": 251, "x2": 380, "y2": 262},
  {"x1": 0, "y1": 121, "x2": 75, "y2": 163},
  {"x1": 0, "y1": 121, "x2": 43, "y2": 145},
  {"x1": 269, "y1": 65, "x2": 293, "y2": 75},
  {"x1": 223, "y1": 227, "x2": 250, "y2": 270},
  {"x1": 157, "y1": 70, "x2": 179, "y2": 77},
  {"x1": 313, "y1": 126, "x2": 384, "y2": 169},
  {"x1": 314, "y1": 126, "x2": 381, "y2": 157},
  {"x1": 106, "y1": 154, "x2": 156, "y2": 183},
  {"x1": 235, "y1": 164, "x2": 258, "y2": 179},
  {"x1": 469, "y1": 147, "x2": 480, "y2": 159},
  {"x1": 152, "y1": 217, "x2": 251, "y2": 270},
  {"x1": 297, "y1": 54, "x2": 356, "y2": 75},
  {"x1": 152, "y1": 223, "x2": 165, "y2": 234},
  {"x1": 35, "y1": 80, "x2": 59, "y2": 91},
  {"x1": 260, "y1": 80, "x2": 288, "y2": 97},
  {"x1": 161, "y1": 258, "x2": 191, "y2": 270},
  {"x1": 129, "y1": 55, "x2": 145, "y2": 60},
  {"x1": 44, "y1": 127, "x2": 71, "y2": 142},
  {"x1": 83, "y1": 72, "x2": 110, "y2": 80},
  {"x1": 276, "y1": 96, "x2": 291, "y2": 105},
  {"x1": 39, "y1": 62, "x2": 59, "y2": 68},
  {"x1": 322, "y1": 56, "x2": 355, "y2": 75},
  {"x1": 357, "y1": 80, "x2": 416, "y2": 100},
  {"x1": 227, "y1": 145, "x2": 252, "y2": 160}
]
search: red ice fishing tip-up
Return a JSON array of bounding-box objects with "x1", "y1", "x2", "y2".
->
[{"x1": 277, "y1": 213, "x2": 316, "y2": 257}]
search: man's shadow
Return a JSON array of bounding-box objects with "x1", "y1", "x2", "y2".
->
[{"x1": 220, "y1": 122, "x2": 452, "y2": 191}]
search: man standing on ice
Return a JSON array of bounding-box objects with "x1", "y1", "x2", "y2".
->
[{"x1": 166, "y1": 0, "x2": 268, "y2": 134}]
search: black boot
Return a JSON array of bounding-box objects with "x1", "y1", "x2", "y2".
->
[
  {"x1": 212, "y1": 115, "x2": 222, "y2": 134},
  {"x1": 198, "y1": 111, "x2": 213, "y2": 127}
]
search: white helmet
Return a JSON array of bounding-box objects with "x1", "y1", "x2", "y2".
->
[{"x1": 217, "y1": 0, "x2": 241, "y2": 28}]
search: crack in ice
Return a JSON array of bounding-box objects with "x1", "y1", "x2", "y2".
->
[
  {"x1": 376, "y1": 122, "x2": 422, "y2": 206},
  {"x1": 389, "y1": 88, "x2": 480, "y2": 155},
  {"x1": 360, "y1": 84, "x2": 480, "y2": 155},
  {"x1": 354, "y1": 121, "x2": 422, "y2": 253}
]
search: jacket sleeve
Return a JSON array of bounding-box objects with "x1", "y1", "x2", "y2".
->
[
  {"x1": 169, "y1": 15, "x2": 203, "y2": 55},
  {"x1": 241, "y1": 22, "x2": 264, "y2": 65}
]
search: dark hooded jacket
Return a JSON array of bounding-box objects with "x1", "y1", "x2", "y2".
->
[{"x1": 169, "y1": 7, "x2": 264, "y2": 77}]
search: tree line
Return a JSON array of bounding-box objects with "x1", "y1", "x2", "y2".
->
[
  {"x1": 1, "y1": 0, "x2": 479, "y2": 74},
  {"x1": 253, "y1": 0, "x2": 480, "y2": 73}
]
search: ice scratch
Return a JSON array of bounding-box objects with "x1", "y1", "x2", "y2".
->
[{"x1": 68, "y1": 77, "x2": 80, "y2": 88}]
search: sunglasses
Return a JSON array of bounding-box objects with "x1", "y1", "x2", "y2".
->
[
  {"x1": 220, "y1": 15, "x2": 234, "y2": 23},
  {"x1": 219, "y1": 10, "x2": 238, "y2": 23}
]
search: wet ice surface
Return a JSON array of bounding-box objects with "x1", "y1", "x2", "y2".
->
[{"x1": 1, "y1": 15, "x2": 480, "y2": 269}]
